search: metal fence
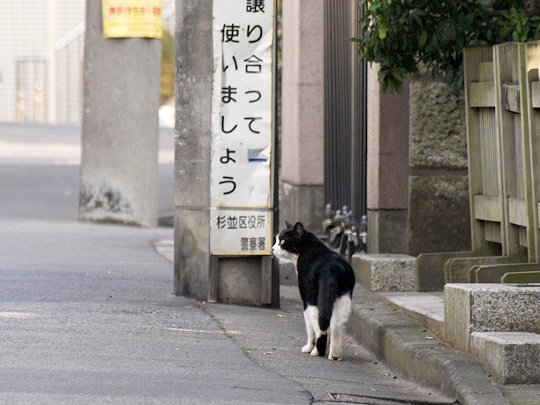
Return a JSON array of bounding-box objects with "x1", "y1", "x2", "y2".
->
[
  {"x1": 15, "y1": 56, "x2": 46, "y2": 123},
  {"x1": 323, "y1": 0, "x2": 367, "y2": 224}
]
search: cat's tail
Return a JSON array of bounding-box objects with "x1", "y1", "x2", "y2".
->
[
  {"x1": 316, "y1": 283, "x2": 336, "y2": 357},
  {"x1": 315, "y1": 334, "x2": 327, "y2": 357}
]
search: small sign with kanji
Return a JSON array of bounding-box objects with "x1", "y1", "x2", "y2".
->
[
  {"x1": 102, "y1": 0, "x2": 163, "y2": 39},
  {"x1": 210, "y1": 209, "x2": 272, "y2": 255}
]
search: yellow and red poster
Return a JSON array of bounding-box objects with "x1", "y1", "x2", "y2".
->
[{"x1": 102, "y1": 0, "x2": 163, "y2": 38}]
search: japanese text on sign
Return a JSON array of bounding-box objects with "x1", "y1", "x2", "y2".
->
[
  {"x1": 210, "y1": 210, "x2": 272, "y2": 255},
  {"x1": 210, "y1": 0, "x2": 274, "y2": 255},
  {"x1": 102, "y1": 0, "x2": 163, "y2": 39},
  {"x1": 211, "y1": 0, "x2": 273, "y2": 208}
]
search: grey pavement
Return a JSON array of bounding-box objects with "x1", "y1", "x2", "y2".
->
[{"x1": 0, "y1": 123, "x2": 455, "y2": 404}]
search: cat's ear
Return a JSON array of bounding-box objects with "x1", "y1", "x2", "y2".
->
[
  {"x1": 285, "y1": 220, "x2": 293, "y2": 229},
  {"x1": 292, "y1": 222, "x2": 305, "y2": 237}
]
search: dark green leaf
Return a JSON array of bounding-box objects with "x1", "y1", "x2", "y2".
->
[{"x1": 419, "y1": 31, "x2": 428, "y2": 48}]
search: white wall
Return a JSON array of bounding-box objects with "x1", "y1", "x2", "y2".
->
[
  {"x1": 0, "y1": 0, "x2": 175, "y2": 124},
  {"x1": 0, "y1": 0, "x2": 85, "y2": 123},
  {"x1": 0, "y1": 0, "x2": 47, "y2": 122}
]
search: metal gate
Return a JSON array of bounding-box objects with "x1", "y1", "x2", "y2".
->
[{"x1": 323, "y1": 0, "x2": 367, "y2": 224}]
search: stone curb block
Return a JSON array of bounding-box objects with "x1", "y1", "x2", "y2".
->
[
  {"x1": 351, "y1": 254, "x2": 417, "y2": 292},
  {"x1": 470, "y1": 332, "x2": 540, "y2": 385},
  {"x1": 348, "y1": 285, "x2": 509, "y2": 405},
  {"x1": 445, "y1": 284, "x2": 540, "y2": 353}
]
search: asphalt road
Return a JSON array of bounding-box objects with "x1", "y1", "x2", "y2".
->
[{"x1": 0, "y1": 123, "x2": 454, "y2": 404}]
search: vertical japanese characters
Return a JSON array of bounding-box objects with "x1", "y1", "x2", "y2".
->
[{"x1": 210, "y1": 0, "x2": 274, "y2": 255}]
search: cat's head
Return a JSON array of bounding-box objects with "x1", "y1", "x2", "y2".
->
[{"x1": 272, "y1": 221, "x2": 306, "y2": 260}]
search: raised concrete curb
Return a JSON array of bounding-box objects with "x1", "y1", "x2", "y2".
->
[
  {"x1": 351, "y1": 253, "x2": 417, "y2": 292},
  {"x1": 470, "y1": 332, "x2": 540, "y2": 385},
  {"x1": 348, "y1": 283, "x2": 509, "y2": 405}
]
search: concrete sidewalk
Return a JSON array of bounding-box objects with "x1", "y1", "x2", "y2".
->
[
  {"x1": 0, "y1": 123, "x2": 456, "y2": 404},
  {"x1": 2, "y1": 123, "x2": 538, "y2": 404},
  {"x1": 157, "y1": 241, "x2": 540, "y2": 405}
]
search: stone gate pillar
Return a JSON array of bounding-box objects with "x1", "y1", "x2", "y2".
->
[
  {"x1": 279, "y1": 0, "x2": 325, "y2": 231},
  {"x1": 367, "y1": 65, "x2": 410, "y2": 253}
]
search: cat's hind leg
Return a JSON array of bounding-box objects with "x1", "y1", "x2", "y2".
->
[
  {"x1": 306, "y1": 305, "x2": 326, "y2": 356},
  {"x1": 328, "y1": 317, "x2": 343, "y2": 361},
  {"x1": 328, "y1": 295, "x2": 352, "y2": 361},
  {"x1": 301, "y1": 308, "x2": 315, "y2": 353}
]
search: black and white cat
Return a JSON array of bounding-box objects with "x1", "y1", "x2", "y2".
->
[{"x1": 273, "y1": 221, "x2": 355, "y2": 360}]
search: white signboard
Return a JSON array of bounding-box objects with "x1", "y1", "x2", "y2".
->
[
  {"x1": 211, "y1": 0, "x2": 274, "y2": 255},
  {"x1": 210, "y1": 209, "x2": 272, "y2": 256}
]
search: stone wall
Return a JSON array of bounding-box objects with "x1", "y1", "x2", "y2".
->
[{"x1": 408, "y1": 76, "x2": 471, "y2": 256}]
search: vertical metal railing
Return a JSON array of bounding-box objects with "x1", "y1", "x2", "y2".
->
[
  {"x1": 54, "y1": 22, "x2": 84, "y2": 124},
  {"x1": 15, "y1": 23, "x2": 84, "y2": 125},
  {"x1": 323, "y1": 0, "x2": 367, "y2": 223},
  {"x1": 350, "y1": 0, "x2": 368, "y2": 224},
  {"x1": 16, "y1": 57, "x2": 46, "y2": 123},
  {"x1": 324, "y1": 0, "x2": 352, "y2": 212}
]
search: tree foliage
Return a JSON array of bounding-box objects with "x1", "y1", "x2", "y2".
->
[
  {"x1": 354, "y1": 0, "x2": 540, "y2": 94},
  {"x1": 161, "y1": 29, "x2": 175, "y2": 103}
]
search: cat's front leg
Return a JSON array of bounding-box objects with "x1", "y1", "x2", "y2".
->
[{"x1": 301, "y1": 309, "x2": 315, "y2": 353}]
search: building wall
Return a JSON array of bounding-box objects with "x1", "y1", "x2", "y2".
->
[
  {"x1": 0, "y1": 0, "x2": 86, "y2": 123},
  {"x1": 54, "y1": 0, "x2": 86, "y2": 124},
  {"x1": 407, "y1": 75, "x2": 471, "y2": 255},
  {"x1": 0, "y1": 0, "x2": 174, "y2": 124},
  {"x1": 0, "y1": 0, "x2": 48, "y2": 122}
]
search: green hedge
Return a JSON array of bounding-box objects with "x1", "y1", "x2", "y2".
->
[{"x1": 354, "y1": 0, "x2": 540, "y2": 93}]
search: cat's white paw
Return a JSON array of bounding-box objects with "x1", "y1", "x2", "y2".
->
[
  {"x1": 301, "y1": 344, "x2": 314, "y2": 353},
  {"x1": 328, "y1": 353, "x2": 342, "y2": 361},
  {"x1": 310, "y1": 347, "x2": 319, "y2": 356}
]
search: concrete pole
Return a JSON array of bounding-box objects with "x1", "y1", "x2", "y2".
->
[
  {"x1": 79, "y1": 0, "x2": 161, "y2": 227},
  {"x1": 173, "y1": 0, "x2": 213, "y2": 300},
  {"x1": 174, "y1": 0, "x2": 278, "y2": 306}
]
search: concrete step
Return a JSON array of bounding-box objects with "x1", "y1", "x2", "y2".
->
[
  {"x1": 381, "y1": 292, "x2": 445, "y2": 340},
  {"x1": 348, "y1": 283, "x2": 509, "y2": 405},
  {"x1": 351, "y1": 253, "x2": 417, "y2": 292},
  {"x1": 470, "y1": 332, "x2": 540, "y2": 385},
  {"x1": 379, "y1": 286, "x2": 540, "y2": 386},
  {"x1": 445, "y1": 284, "x2": 540, "y2": 352}
]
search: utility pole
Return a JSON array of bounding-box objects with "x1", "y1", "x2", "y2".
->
[
  {"x1": 174, "y1": 0, "x2": 279, "y2": 306},
  {"x1": 79, "y1": 0, "x2": 161, "y2": 227}
]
